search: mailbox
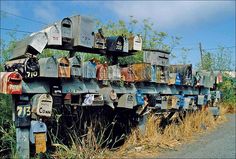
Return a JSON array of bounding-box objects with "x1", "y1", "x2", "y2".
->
[
  {"x1": 136, "y1": 90, "x2": 144, "y2": 106},
  {"x1": 61, "y1": 18, "x2": 73, "y2": 44},
  {"x1": 96, "y1": 63, "x2": 108, "y2": 80},
  {"x1": 51, "y1": 85, "x2": 62, "y2": 107},
  {"x1": 143, "y1": 49, "x2": 170, "y2": 66},
  {"x1": 197, "y1": 95, "x2": 205, "y2": 105},
  {"x1": 30, "y1": 121, "x2": 47, "y2": 153},
  {"x1": 5, "y1": 57, "x2": 39, "y2": 79},
  {"x1": 131, "y1": 63, "x2": 152, "y2": 82},
  {"x1": 31, "y1": 94, "x2": 53, "y2": 117},
  {"x1": 41, "y1": 24, "x2": 62, "y2": 45},
  {"x1": 82, "y1": 94, "x2": 104, "y2": 106},
  {"x1": 129, "y1": 35, "x2": 142, "y2": 51},
  {"x1": 169, "y1": 64, "x2": 192, "y2": 85},
  {"x1": 106, "y1": 36, "x2": 124, "y2": 52},
  {"x1": 121, "y1": 66, "x2": 134, "y2": 82},
  {"x1": 123, "y1": 37, "x2": 129, "y2": 53},
  {"x1": 99, "y1": 87, "x2": 118, "y2": 109},
  {"x1": 10, "y1": 32, "x2": 48, "y2": 60},
  {"x1": 69, "y1": 56, "x2": 82, "y2": 77},
  {"x1": 0, "y1": 72, "x2": 22, "y2": 94},
  {"x1": 94, "y1": 29, "x2": 106, "y2": 49},
  {"x1": 38, "y1": 56, "x2": 58, "y2": 78},
  {"x1": 117, "y1": 94, "x2": 137, "y2": 109},
  {"x1": 15, "y1": 96, "x2": 31, "y2": 127},
  {"x1": 108, "y1": 65, "x2": 121, "y2": 81},
  {"x1": 69, "y1": 15, "x2": 95, "y2": 48},
  {"x1": 58, "y1": 57, "x2": 71, "y2": 78},
  {"x1": 64, "y1": 93, "x2": 81, "y2": 106},
  {"x1": 82, "y1": 61, "x2": 97, "y2": 79},
  {"x1": 156, "y1": 66, "x2": 168, "y2": 83},
  {"x1": 62, "y1": 79, "x2": 86, "y2": 93},
  {"x1": 151, "y1": 65, "x2": 157, "y2": 82}
]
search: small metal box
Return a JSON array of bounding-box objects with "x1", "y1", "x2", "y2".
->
[
  {"x1": 129, "y1": 35, "x2": 142, "y2": 51},
  {"x1": 69, "y1": 56, "x2": 82, "y2": 77},
  {"x1": 38, "y1": 56, "x2": 58, "y2": 78},
  {"x1": 0, "y1": 72, "x2": 22, "y2": 94}
]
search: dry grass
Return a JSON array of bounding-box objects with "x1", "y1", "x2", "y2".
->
[
  {"x1": 108, "y1": 108, "x2": 227, "y2": 158},
  {"x1": 219, "y1": 102, "x2": 236, "y2": 114}
]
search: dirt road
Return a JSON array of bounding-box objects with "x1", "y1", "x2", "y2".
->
[{"x1": 159, "y1": 114, "x2": 236, "y2": 159}]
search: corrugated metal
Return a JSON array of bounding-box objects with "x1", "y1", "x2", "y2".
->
[
  {"x1": 82, "y1": 61, "x2": 96, "y2": 78},
  {"x1": 96, "y1": 63, "x2": 108, "y2": 80},
  {"x1": 121, "y1": 66, "x2": 134, "y2": 82},
  {"x1": 131, "y1": 63, "x2": 152, "y2": 82},
  {"x1": 108, "y1": 65, "x2": 121, "y2": 80}
]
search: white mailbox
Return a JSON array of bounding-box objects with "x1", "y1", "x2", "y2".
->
[{"x1": 31, "y1": 94, "x2": 53, "y2": 117}]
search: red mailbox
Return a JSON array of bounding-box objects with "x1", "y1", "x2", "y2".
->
[
  {"x1": 0, "y1": 72, "x2": 22, "y2": 94},
  {"x1": 96, "y1": 63, "x2": 108, "y2": 81}
]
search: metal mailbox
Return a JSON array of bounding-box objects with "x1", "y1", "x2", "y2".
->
[
  {"x1": 129, "y1": 35, "x2": 142, "y2": 51},
  {"x1": 151, "y1": 65, "x2": 157, "y2": 82},
  {"x1": 197, "y1": 95, "x2": 205, "y2": 105},
  {"x1": 70, "y1": 15, "x2": 95, "y2": 48},
  {"x1": 108, "y1": 65, "x2": 121, "y2": 81},
  {"x1": 99, "y1": 87, "x2": 118, "y2": 109},
  {"x1": 10, "y1": 32, "x2": 48, "y2": 60},
  {"x1": 82, "y1": 61, "x2": 97, "y2": 78},
  {"x1": 15, "y1": 98, "x2": 31, "y2": 127},
  {"x1": 69, "y1": 56, "x2": 82, "y2": 77},
  {"x1": 64, "y1": 93, "x2": 81, "y2": 106},
  {"x1": 31, "y1": 94, "x2": 53, "y2": 117},
  {"x1": 131, "y1": 63, "x2": 152, "y2": 82},
  {"x1": 96, "y1": 63, "x2": 108, "y2": 80},
  {"x1": 30, "y1": 121, "x2": 47, "y2": 153},
  {"x1": 61, "y1": 18, "x2": 73, "y2": 44},
  {"x1": 123, "y1": 37, "x2": 129, "y2": 53},
  {"x1": 121, "y1": 66, "x2": 134, "y2": 82},
  {"x1": 156, "y1": 66, "x2": 168, "y2": 83},
  {"x1": 82, "y1": 94, "x2": 104, "y2": 106},
  {"x1": 143, "y1": 50, "x2": 170, "y2": 66},
  {"x1": 106, "y1": 36, "x2": 124, "y2": 52},
  {"x1": 169, "y1": 64, "x2": 192, "y2": 85},
  {"x1": 62, "y1": 79, "x2": 86, "y2": 93},
  {"x1": 58, "y1": 57, "x2": 71, "y2": 78},
  {"x1": 0, "y1": 72, "x2": 22, "y2": 94},
  {"x1": 5, "y1": 57, "x2": 39, "y2": 79},
  {"x1": 41, "y1": 24, "x2": 62, "y2": 46},
  {"x1": 94, "y1": 30, "x2": 106, "y2": 49},
  {"x1": 117, "y1": 94, "x2": 137, "y2": 109},
  {"x1": 38, "y1": 56, "x2": 58, "y2": 78},
  {"x1": 22, "y1": 81, "x2": 50, "y2": 94}
]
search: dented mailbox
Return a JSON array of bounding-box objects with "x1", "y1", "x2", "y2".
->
[
  {"x1": 31, "y1": 94, "x2": 53, "y2": 117},
  {"x1": 38, "y1": 56, "x2": 58, "y2": 78},
  {"x1": 96, "y1": 63, "x2": 108, "y2": 80},
  {"x1": 121, "y1": 66, "x2": 134, "y2": 82},
  {"x1": 129, "y1": 35, "x2": 142, "y2": 51},
  {"x1": 57, "y1": 57, "x2": 71, "y2": 78},
  {"x1": 82, "y1": 61, "x2": 97, "y2": 78},
  {"x1": 5, "y1": 57, "x2": 39, "y2": 79},
  {"x1": 41, "y1": 24, "x2": 62, "y2": 46},
  {"x1": 143, "y1": 49, "x2": 170, "y2": 66},
  {"x1": 10, "y1": 32, "x2": 48, "y2": 60},
  {"x1": 69, "y1": 56, "x2": 82, "y2": 77},
  {"x1": 131, "y1": 63, "x2": 152, "y2": 82},
  {"x1": 0, "y1": 72, "x2": 22, "y2": 94},
  {"x1": 117, "y1": 94, "x2": 137, "y2": 109}
]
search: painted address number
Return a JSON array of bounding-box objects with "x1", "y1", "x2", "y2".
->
[{"x1": 17, "y1": 105, "x2": 31, "y2": 117}]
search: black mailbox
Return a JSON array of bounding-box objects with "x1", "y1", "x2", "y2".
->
[{"x1": 106, "y1": 36, "x2": 124, "y2": 52}]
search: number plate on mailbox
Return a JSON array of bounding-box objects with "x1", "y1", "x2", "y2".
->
[{"x1": 15, "y1": 104, "x2": 31, "y2": 127}]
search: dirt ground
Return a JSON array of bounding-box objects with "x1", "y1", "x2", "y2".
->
[{"x1": 158, "y1": 114, "x2": 236, "y2": 158}]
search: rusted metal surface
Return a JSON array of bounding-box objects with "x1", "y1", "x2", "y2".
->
[
  {"x1": 131, "y1": 63, "x2": 152, "y2": 82},
  {"x1": 129, "y1": 35, "x2": 142, "y2": 51},
  {"x1": 57, "y1": 57, "x2": 71, "y2": 78},
  {"x1": 169, "y1": 64, "x2": 192, "y2": 85},
  {"x1": 117, "y1": 93, "x2": 137, "y2": 109},
  {"x1": 0, "y1": 72, "x2": 22, "y2": 94},
  {"x1": 120, "y1": 66, "x2": 135, "y2": 82},
  {"x1": 143, "y1": 50, "x2": 169, "y2": 66},
  {"x1": 96, "y1": 63, "x2": 108, "y2": 80},
  {"x1": 156, "y1": 66, "x2": 169, "y2": 83}
]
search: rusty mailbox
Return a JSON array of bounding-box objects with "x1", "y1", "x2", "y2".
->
[
  {"x1": 169, "y1": 64, "x2": 192, "y2": 85},
  {"x1": 69, "y1": 56, "x2": 82, "y2": 77},
  {"x1": 94, "y1": 29, "x2": 106, "y2": 49},
  {"x1": 106, "y1": 36, "x2": 124, "y2": 52},
  {"x1": 131, "y1": 63, "x2": 152, "y2": 82},
  {"x1": 129, "y1": 35, "x2": 142, "y2": 51},
  {"x1": 41, "y1": 24, "x2": 62, "y2": 46},
  {"x1": 96, "y1": 63, "x2": 108, "y2": 81},
  {"x1": 31, "y1": 94, "x2": 53, "y2": 118},
  {"x1": 121, "y1": 66, "x2": 135, "y2": 82},
  {"x1": 58, "y1": 57, "x2": 71, "y2": 78},
  {"x1": 143, "y1": 49, "x2": 170, "y2": 66},
  {"x1": 156, "y1": 66, "x2": 169, "y2": 83},
  {"x1": 30, "y1": 121, "x2": 47, "y2": 153},
  {"x1": 0, "y1": 72, "x2": 22, "y2": 94},
  {"x1": 61, "y1": 18, "x2": 73, "y2": 44},
  {"x1": 5, "y1": 57, "x2": 39, "y2": 79},
  {"x1": 38, "y1": 56, "x2": 58, "y2": 78},
  {"x1": 10, "y1": 32, "x2": 48, "y2": 60},
  {"x1": 69, "y1": 15, "x2": 95, "y2": 48}
]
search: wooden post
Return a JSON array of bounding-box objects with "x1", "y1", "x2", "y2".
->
[
  {"x1": 16, "y1": 128, "x2": 30, "y2": 159},
  {"x1": 199, "y1": 42, "x2": 203, "y2": 69}
]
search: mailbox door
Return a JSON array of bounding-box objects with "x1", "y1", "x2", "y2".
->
[
  {"x1": 106, "y1": 36, "x2": 124, "y2": 52},
  {"x1": 42, "y1": 24, "x2": 62, "y2": 45},
  {"x1": 94, "y1": 33, "x2": 106, "y2": 49},
  {"x1": 108, "y1": 65, "x2": 121, "y2": 81},
  {"x1": 69, "y1": 56, "x2": 82, "y2": 77},
  {"x1": 129, "y1": 35, "x2": 142, "y2": 51},
  {"x1": 31, "y1": 94, "x2": 53, "y2": 117},
  {"x1": 131, "y1": 63, "x2": 151, "y2": 82},
  {"x1": 121, "y1": 67, "x2": 134, "y2": 82},
  {"x1": 61, "y1": 18, "x2": 73, "y2": 43},
  {"x1": 96, "y1": 64, "x2": 108, "y2": 80},
  {"x1": 39, "y1": 57, "x2": 58, "y2": 78},
  {"x1": 82, "y1": 61, "x2": 96, "y2": 78},
  {"x1": 117, "y1": 94, "x2": 137, "y2": 109},
  {"x1": 58, "y1": 57, "x2": 71, "y2": 78},
  {"x1": 0, "y1": 72, "x2": 22, "y2": 94}
]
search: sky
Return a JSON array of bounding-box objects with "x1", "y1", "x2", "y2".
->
[{"x1": 0, "y1": 1, "x2": 235, "y2": 69}]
